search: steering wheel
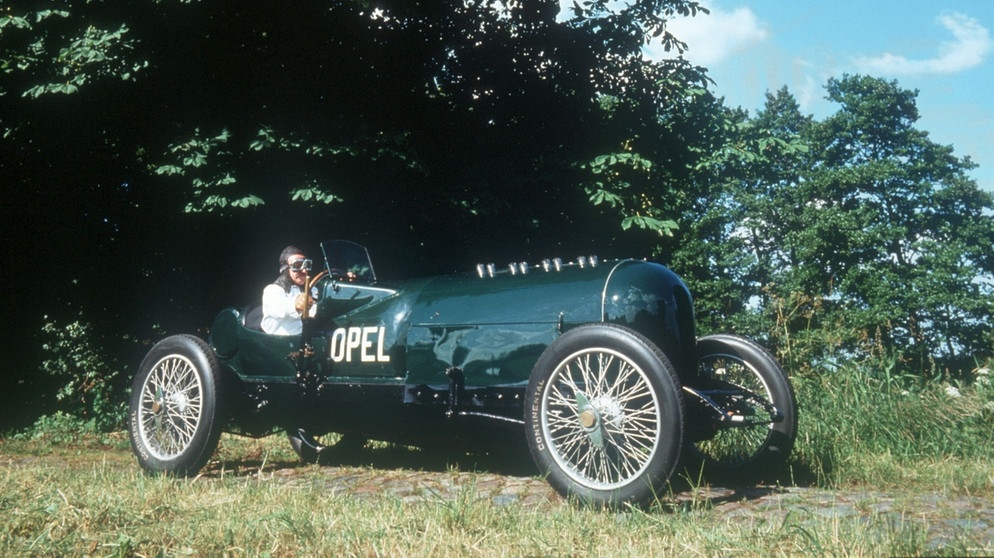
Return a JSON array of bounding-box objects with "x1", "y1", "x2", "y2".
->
[{"x1": 300, "y1": 270, "x2": 329, "y2": 316}]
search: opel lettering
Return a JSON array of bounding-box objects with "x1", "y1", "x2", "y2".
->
[{"x1": 328, "y1": 326, "x2": 390, "y2": 363}]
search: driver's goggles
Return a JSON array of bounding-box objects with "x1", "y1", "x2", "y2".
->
[{"x1": 287, "y1": 259, "x2": 313, "y2": 272}]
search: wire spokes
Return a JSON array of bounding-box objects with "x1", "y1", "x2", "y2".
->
[
  {"x1": 138, "y1": 355, "x2": 204, "y2": 460},
  {"x1": 541, "y1": 347, "x2": 661, "y2": 490}
]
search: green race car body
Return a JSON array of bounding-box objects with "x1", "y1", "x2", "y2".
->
[{"x1": 129, "y1": 240, "x2": 798, "y2": 507}]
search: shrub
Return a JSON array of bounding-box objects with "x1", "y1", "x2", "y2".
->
[
  {"x1": 39, "y1": 314, "x2": 128, "y2": 432},
  {"x1": 13, "y1": 411, "x2": 96, "y2": 444}
]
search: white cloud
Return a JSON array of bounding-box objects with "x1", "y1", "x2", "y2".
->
[
  {"x1": 854, "y1": 12, "x2": 993, "y2": 76},
  {"x1": 645, "y1": 1, "x2": 769, "y2": 65},
  {"x1": 794, "y1": 71, "x2": 819, "y2": 111}
]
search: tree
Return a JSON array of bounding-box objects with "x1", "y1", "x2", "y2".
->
[
  {"x1": 2, "y1": 1, "x2": 715, "y2": 261},
  {"x1": 675, "y1": 77, "x2": 994, "y2": 375},
  {"x1": 1, "y1": 0, "x2": 720, "y2": 425},
  {"x1": 808, "y1": 76, "x2": 994, "y2": 372},
  {"x1": 666, "y1": 87, "x2": 811, "y2": 337}
]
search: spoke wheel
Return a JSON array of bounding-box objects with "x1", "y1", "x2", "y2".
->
[
  {"x1": 526, "y1": 324, "x2": 683, "y2": 507},
  {"x1": 689, "y1": 334, "x2": 797, "y2": 480},
  {"x1": 129, "y1": 335, "x2": 224, "y2": 476}
]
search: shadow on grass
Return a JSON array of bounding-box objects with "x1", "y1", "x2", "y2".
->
[
  {"x1": 200, "y1": 434, "x2": 827, "y2": 513},
  {"x1": 203, "y1": 437, "x2": 539, "y2": 479}
]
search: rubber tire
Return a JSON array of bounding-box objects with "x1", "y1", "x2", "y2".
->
[
  {"x1": 689, "y1": 334, "x2": 797, "y2": 480},
  {"x1": 525, "y1": 323, "x2": 684, "y2": 508},
  {"x1": 128, "y1": 334, "x2": 225, "y2": 476}
]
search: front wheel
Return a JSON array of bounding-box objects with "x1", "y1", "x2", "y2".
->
[
  {"x1": 687, "y1": 334, "x2": 797, "y2": 480},
  {"x1": 525, "y1": 324, "x2": 684, "y2": 507},
  {"x1": 128, "y1": 335, "x2": 225, "y2": 476}
]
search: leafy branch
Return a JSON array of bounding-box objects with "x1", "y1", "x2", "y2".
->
[{"x1": 582, "y1": 149, "x2": 678, "y2": 236}]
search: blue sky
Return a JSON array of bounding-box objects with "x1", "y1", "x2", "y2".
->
[{"x1": 645, "y1": 1, "x2": 994, "y2": 193}]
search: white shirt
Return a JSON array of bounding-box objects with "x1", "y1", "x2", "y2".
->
[{"x1": 261, "y1": 283, "x2": 316, "y2": 336}]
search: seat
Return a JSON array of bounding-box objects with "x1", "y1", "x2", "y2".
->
[{"x1": 243, "y1": 305, "x2": 264, "y2": 331}]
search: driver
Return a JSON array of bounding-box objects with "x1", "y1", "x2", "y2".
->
[{"x1": 261, "y1": 245, "x2": 318, "y2": 335}]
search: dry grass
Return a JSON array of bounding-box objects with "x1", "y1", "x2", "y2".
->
[
  {"x1": 2, "y1": 361, "x2": 992, "y2": 556},
  {"x1": 0, "y1": 433, "x2": 986, "y2": 557}
]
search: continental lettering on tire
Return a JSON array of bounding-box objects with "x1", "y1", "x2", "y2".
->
[
  {"x1": 531, "y1": 376, "x2": 546, "y2": 451},
  {"x1": 328, "y1": 326, "x2": 391, "y2": 363},
  {"x1": 129, "y1": 410, "x2": 150, "y2": 461}
]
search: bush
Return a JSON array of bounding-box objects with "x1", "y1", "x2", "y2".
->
[
  {"x1": 14, "y1": 411, "x2": 96, "y2": 444},
  {"x1": 39, "y1": 314, "x2": 129, "y2": 432}
]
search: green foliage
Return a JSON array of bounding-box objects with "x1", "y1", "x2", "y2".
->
[
  {"x1": 689, "y1": 110, "x2": 809, "y2": 174},
  {"x1": 0, "y1": 6, "x2": 146, "y2": 99},
  {"x1": 291, "y1": 181, "x2": 343, "y2": 206},
  {"x1": 152, "y1": 128, "x2": 257, "y2": 213},
  {"x1": 3, "y1": 0, "x2": 716, "y2": 232},
  {"x1": 3, "y1": 0, "x2": 724, "y2": 434},
  {"x1": 565, "y1": 0, "x2": 709, "y2": 56},
  {"x1": 153, "y1": 124, "x2": 417, "y2": 213},
  {"x1": 39, "y1": 314, "x2": 128, "y2": 432},
  {"x1": 583, "y1": 149, "x2": 678, "y2": 236},
  {"x1": 801, "y1": 77, "x2": 994, "y2": 371},
  {"x1": 13, "y1": 411, "x2": 99, "y2": 444}
]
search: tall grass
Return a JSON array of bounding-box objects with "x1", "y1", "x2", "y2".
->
[{"x1": 790, "y1": 360, "x2": 994, "y2": 492}]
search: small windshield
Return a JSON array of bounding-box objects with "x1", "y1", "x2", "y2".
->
[{"x1": 319, "y1": 240, "x2": 376, "y2": 283}]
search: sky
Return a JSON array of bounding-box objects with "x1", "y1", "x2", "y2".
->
[{"x1": 643, "y1": 0, "x2": 994, "y2": 193}]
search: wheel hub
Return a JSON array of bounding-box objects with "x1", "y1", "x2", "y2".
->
[
  {"x1": 590, "y1": 395, "x2": 624, "y2": 429},
  {"x1": 575, "y1": 391, "x2": 611, "y2": 449},
  {"x1": 579, "y1": 409, "x2": 598, "y2": 428}
]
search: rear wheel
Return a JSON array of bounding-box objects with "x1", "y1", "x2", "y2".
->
[
  {"x1": 128, "y1": 335, "x2": 225, "y2": 475},
  {"x1": 525, "y1": 324, "x2": 683, "y2": 507},
  {"x1": 688, "y1": 334, "x2": 797, "y2": 480}
]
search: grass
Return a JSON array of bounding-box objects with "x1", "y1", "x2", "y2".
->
[
  {"x1": 1, "y1": 360, "x2": 992, "y2": 556},
  {"x1": 790, "y1": 362, "x2": 994, "y2": 494},
  {"x1": 0, "y1": 444, "x2": 952, "y2": 557}
]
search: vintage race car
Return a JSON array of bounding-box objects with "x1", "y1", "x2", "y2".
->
[{"x1": 128, "y1": 240, "x2": 797, "y2": 507}]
